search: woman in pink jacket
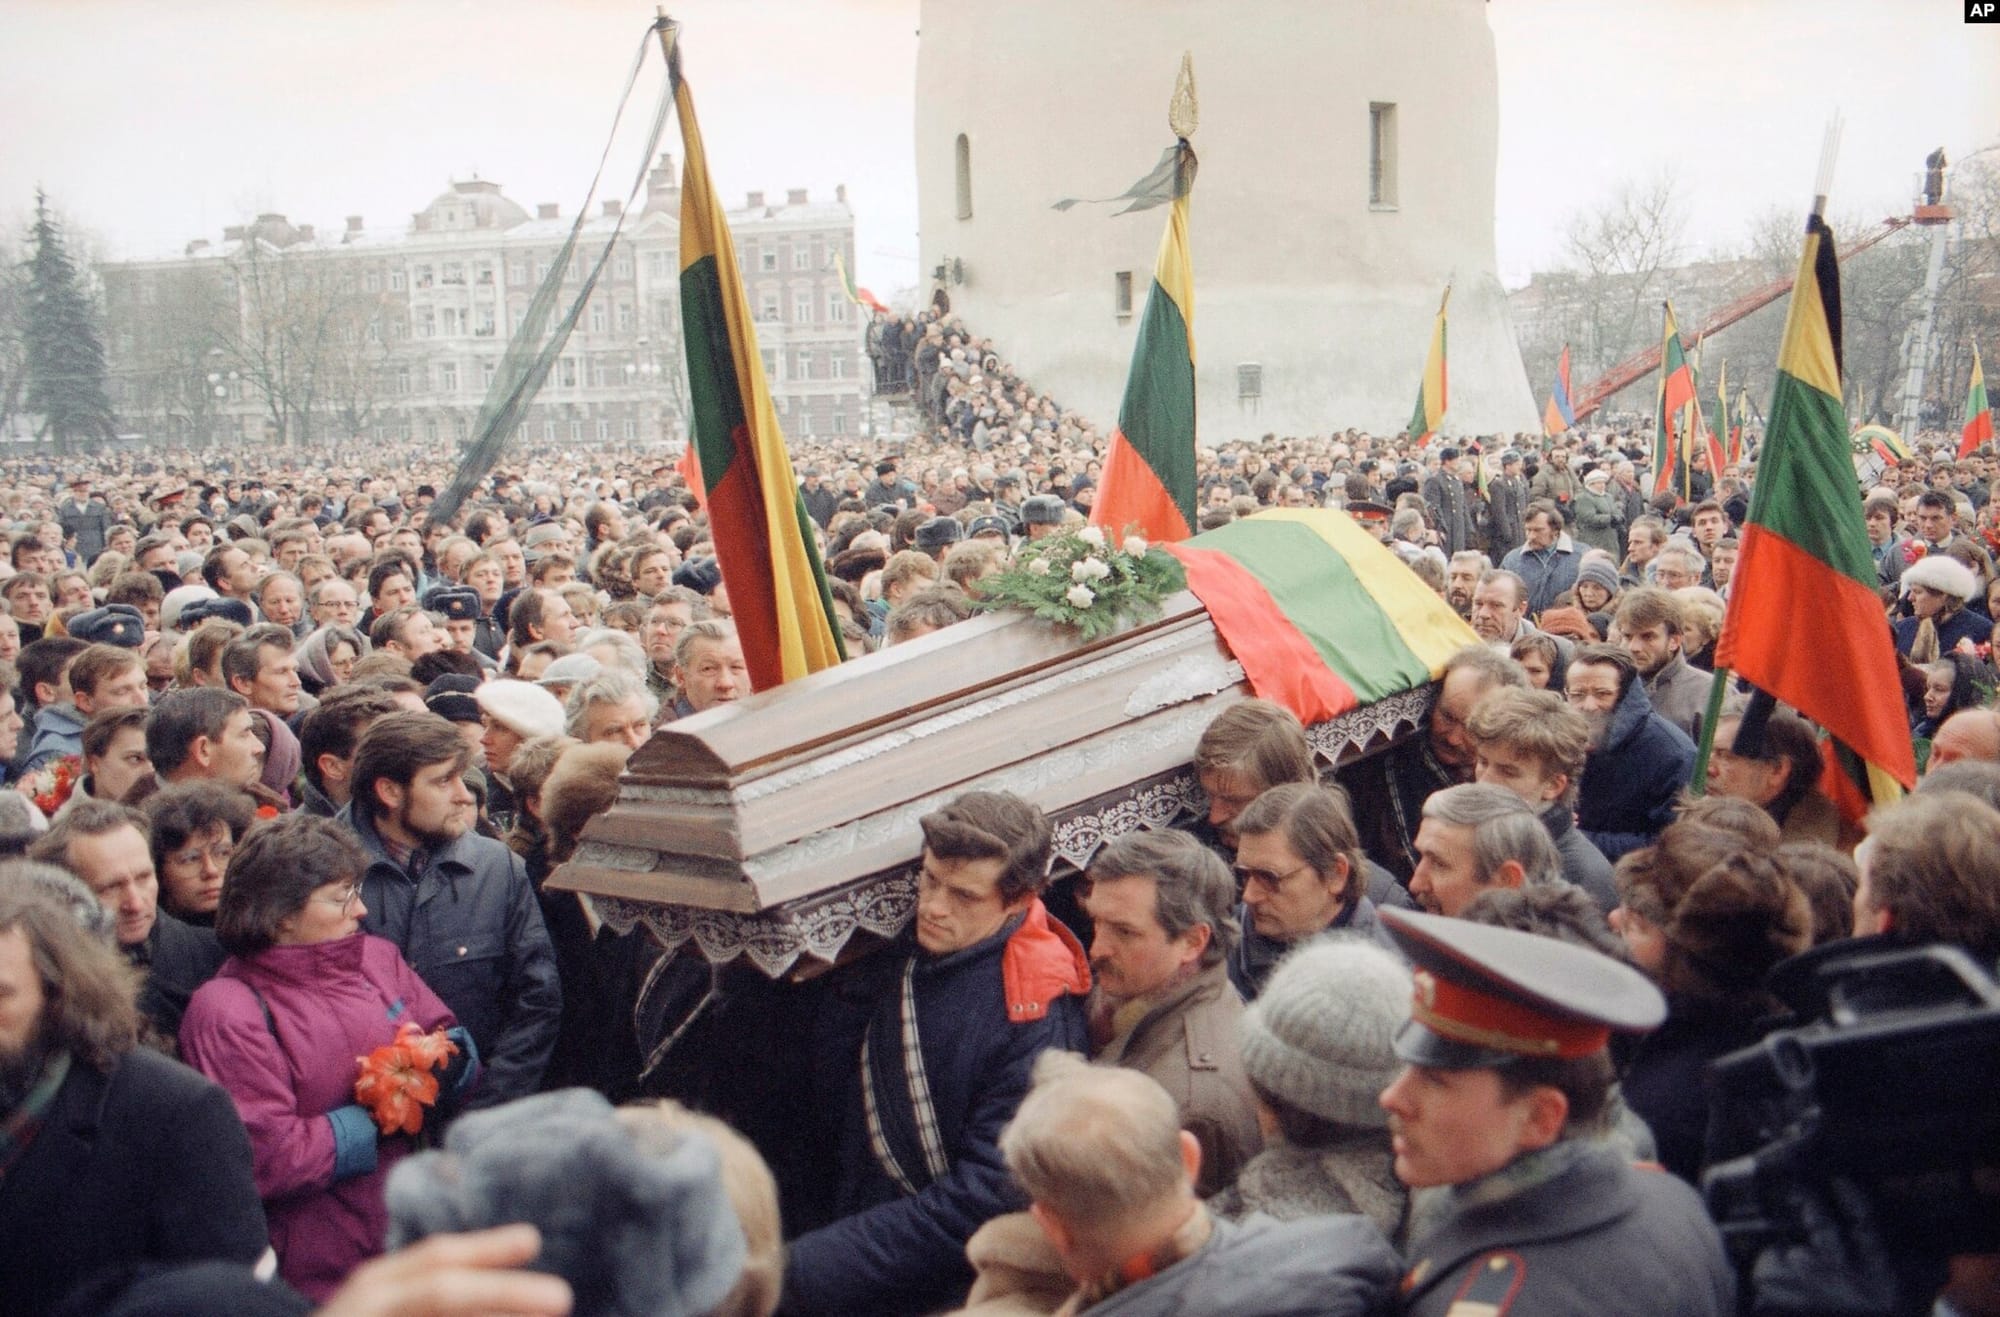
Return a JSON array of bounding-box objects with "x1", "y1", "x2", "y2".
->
[{"x1": 180, "y1": 813, "x2": 478, "y2": 1301}]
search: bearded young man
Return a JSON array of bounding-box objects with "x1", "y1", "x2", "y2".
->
[{"x1": 342, "y1": 711, "x2": 560, "y2": 1108}]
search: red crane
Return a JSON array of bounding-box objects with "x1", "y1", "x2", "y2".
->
[{"x1": 1568, "y1": 215, "x2": 1917, "y2": 422}]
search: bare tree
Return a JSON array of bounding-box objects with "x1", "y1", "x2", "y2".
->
[
  {"x1": 109, "y1": 265, "x2": 236, "y2": 445},
  {"x1": 224, "y1": 238, "x2": 350, "y2": 447},
  {"x1": 1559, "y1": 171, "x2": 1688, "y2": 377}
]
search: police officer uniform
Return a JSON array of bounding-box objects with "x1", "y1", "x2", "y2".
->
[
  {"x1": 1381, "y1": 908, "x2": 1736, "y2": 1317},
  {"x1": 426, "y1": 587, "x2": 499, "y2": 671}
]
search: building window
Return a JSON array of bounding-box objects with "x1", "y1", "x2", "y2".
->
[
  {"x1": 623, "y1": 418, "x2": 637, "y2": 440},
  {"x1": 794, "y1": 291, "x2": 813, "y2": 324},
  {"x1": 442, "y1": 262, "x2": 465, "y2": 286},
  {"x1": 390, "y1": 269, "x2": 406, "y2": 291},
  {"x1": 1114, "y1": 271, "x2": 1134, "y2": 320},
  {"x1": 570, "y1": 420, "x2": 583, "y2": 441},
  {"x1": 649, "y1": 252, "x2": 670, "y2": 277},
  {"x1": 1238, "y1": 363, "x2": 1263, "y2": 401},
  {"x1": 440, "y1": 308, "x2": 461, "y2": 336},
  {"x1": 827, "y1": 292, "x2": 847, "y2": 322},
  {"x1": 760, "y1": 291, "x2": 780, "y2": 322},
  {"x1": 418, "y1": 311, "x2": 435, "y2": 339},
  {"x1": 617, "y1": 302, "x2": 634, "y2": 332},
  {"x1": 831, "y1": 412, "x2": 847, "y2": 435},
  {"x1": 560, "y1": 358, "x2": 577, "y2": 388},
  {"x1": 955, "y1": 133, "x2": 973, "y2": 220},
  {"x1": 794, "y1": 350, "x2": 813, "y2": 380},
  {"x1": 511, "y1": 260, "x2": 528, "y2": 283},
  {"x1": 590, "y1": 302, "x2": 607, "y2": 333},
  {"x1": 1369, "y1": 102, "x2": 1399, "y2": 208},
  {"x1": 613, "y1": 253, "x2": 632, "y2": 279},
  {"x1": 416, "y1": 265, "x2": 434, "y2": 289},
  {"x1": 364, "y1": 269, "x2": 382, "y2": 293},
  {"x1": 830, "y1": 354, "x2": 846, "y2": 380},
  {"x1": 476, "y1": 308, "x2": 495, "y2": 337},
  {"x1": 597, "y1": 418, "x2": 611, "y2": 440},
  {"x1": 760, "y1": 249, "x2": 778, "y2": 273},
  {"x1": 591, "y1": 361, "x2": 607, "y2": 388},
  {"x1": 482, "y1": 359, "x2": 497, "y2": 388},
  {"x1": 476, "y1": 262, "x2": 494, "y2": 285},
  {"x1": 543, "y1": 420, "x2": 556, "y2": 442},
  {"x1": 425, "y1": 418, "x2": 438, "y2": 442},
  {"x1": 793, "y1": 246, "x2": 811, "y2": 270},
  {"x1": 762, "y1": 348, "x2": 780, "y2": 380}
]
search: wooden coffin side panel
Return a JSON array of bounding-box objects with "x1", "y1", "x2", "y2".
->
[{"x1": 553, "y1": 598, "x2": 1246, "y2": 910}]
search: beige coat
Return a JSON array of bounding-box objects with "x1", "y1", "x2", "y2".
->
[{"x1": 1094, "y1": 963, "x2": 1263, "y2": 1197}]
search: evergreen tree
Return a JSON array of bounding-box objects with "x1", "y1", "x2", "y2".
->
[{"x1": 22, "y1": 189, "x2": 114, "y2": 452}]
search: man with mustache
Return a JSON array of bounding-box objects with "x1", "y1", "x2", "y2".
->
[{"x1": 1079, "y1": 829, "x2": 1260, "y2": 1196}]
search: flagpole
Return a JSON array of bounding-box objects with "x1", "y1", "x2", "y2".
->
[{"x1": 1686, "y1": 662, "x2": 1732, "y2": 794}]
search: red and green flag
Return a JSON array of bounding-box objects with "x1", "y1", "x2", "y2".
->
[
  {"x1": 1959, "y1": 342, "x2": 1991, "y2": 459},
  {"x1": 1165, "y1": 509, "x2": 1479, "y2": 725},
  {"x1": 669, "y1": 37, "x2": 844, "y2": 691},
  {"x1": 1407, "y1": 287, "x2": 1449, "y2": 447},
  {"x1": 1650, "y1": 302, "x2": 1698, "y2": 495},
  {"x1": 1093, "y1": 140, "x2": 1199, "y2": 544},
  {"x1": 833, "y1": 251, "x2": 891, "y2": 317},
  {"x1": 1543, "y1": 344, "x2": 1575, "y2": 437},
  {"x1": 1714, "y1": 212, "x2": 1914, "y2": 816}
]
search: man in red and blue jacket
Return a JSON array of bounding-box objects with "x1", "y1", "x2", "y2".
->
[{"x1": 784, "y1": 791, "x2": 1091, "y2": 1316}]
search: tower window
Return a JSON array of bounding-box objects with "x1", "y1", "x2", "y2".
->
[
  {"x1": 955, "y1": 134, "x2": 974, "y2": 221},
  {"x1": 1114, "y1": 271, "x2": 1134, "y2": 321},
  {"x1": 1369, "y1": 103, "x2": 1399, "y2": 208}
]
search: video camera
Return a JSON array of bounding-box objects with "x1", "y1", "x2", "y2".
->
[{"x1": 1702, "y1": 941, "x2": 2000, "y2": 1265}]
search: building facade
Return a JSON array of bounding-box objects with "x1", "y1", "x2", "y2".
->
[
  {"x1": 99, "y1": 158, "x2": 867, "y2": 451},
  {"x1": 915, "y1": 0, "x2": 1539, "y2": 440}
]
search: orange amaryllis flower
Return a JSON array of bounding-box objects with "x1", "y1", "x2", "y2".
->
[
  {"x1": 352, "y1": 1024, "x2": 457, "y2": 1137},
  {"x1": 397, "y1": 1021, "x2": 460, "y2": 1071}
]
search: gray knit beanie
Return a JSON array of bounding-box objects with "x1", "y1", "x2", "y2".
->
[{"x1": 1238, "y1": 937, "x2": 1411, "y2": 1130}]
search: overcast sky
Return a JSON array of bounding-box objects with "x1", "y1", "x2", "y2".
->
[{"x1": 3, "y1": 1, "x2": 1993, "y2": 292}]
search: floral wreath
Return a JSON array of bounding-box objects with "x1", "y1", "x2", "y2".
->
[{"x1": 975, "y1": 525, "x2": 1187, "y2": 642}]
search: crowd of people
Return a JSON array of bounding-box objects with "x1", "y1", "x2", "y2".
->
[{"x1": 0, "y1": 305, "x2": 1996, "y2": 1315}]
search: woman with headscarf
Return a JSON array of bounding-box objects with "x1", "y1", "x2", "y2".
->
[
  {"x1": 295, "y1": 624, "x2": 368, "y2": 697},
  {"x1": 1915, "y1": 651, "x2": 1988, "y2": 741}
]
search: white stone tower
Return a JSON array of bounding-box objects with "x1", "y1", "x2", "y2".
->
[{"x1": 915, "y1": 0, "x2": 1539, "y2": 441}]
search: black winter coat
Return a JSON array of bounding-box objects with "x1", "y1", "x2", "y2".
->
[
  {"x1": 345, "y1": 805, "x2": 562, "y2": 1108},
  {"x1": 0, "y1": 1048, "x2": 268, "y2": 1317},
  {"x1": 1578, "y1": 679, "x2": 1696, "y2": 861},
  {"x1": 783, "y1": 914, "x2": 1089, "y2": 1316}
]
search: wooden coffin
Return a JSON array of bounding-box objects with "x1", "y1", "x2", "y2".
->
[{"x1": 551, "y1": 588, "x2": 1438, "y2": 978}]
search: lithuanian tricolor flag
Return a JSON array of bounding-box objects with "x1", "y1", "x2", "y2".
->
[
  {"x1": 1407, "y1": 287, "x2": 1449, "y2": 447},
  {"x1": 834, "y1": 251, "x2": 891, "y2": 318},
  {"x1": 1542, "y1": 344, "x2": 1575, "y2": 438},
  {"x1": 1650, "y1": 303, "x2": 1697, "y2": 496},
  {"x1": 1166, "y1": 510, "x2": 1479, "y2": 725},
  {"x1": 1715, "y1": 212, "x2": 1914, "y2": 813},
  {"x1": 1093, "y1": 140, "x2": 1198, "y2": 543},
  {"x1": 669, "y1": 38, "x2": 843, "y2": 690},
  {"x1": 1959, "y1": 343, "x2": 1991, "y2": 459}
]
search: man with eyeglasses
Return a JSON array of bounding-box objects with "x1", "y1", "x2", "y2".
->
[{"x1": 1227, "y1": 783, "x2": 1385, "y2": 1001}]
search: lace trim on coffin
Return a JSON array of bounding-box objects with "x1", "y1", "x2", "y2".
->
[{"x1": 594, "y1": 686, "x2": 1430, "y2": 977}]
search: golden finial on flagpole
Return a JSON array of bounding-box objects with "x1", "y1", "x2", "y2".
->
[{"x1": 1169, "y1": 52, "x2": 1198, "y2": 141}]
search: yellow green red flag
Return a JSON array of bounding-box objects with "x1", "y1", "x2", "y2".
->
[
  {"x1": 1407, "y1": 287, "x2": 1449, "y2": 447},
  {"x1": 1715, "y1": 212, "x2": 1913, "y2": 816},
  {"x1": 1960, "y1": 342, "x2": 1992, "y2": 459},
  {"x1": 668, "y1": 35, "x2": 843, "y2": 691},
  {"x1": 1092, "y1": 140, "x2": 1199, "y2": 544}
]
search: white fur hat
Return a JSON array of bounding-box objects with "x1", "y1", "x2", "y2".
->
[{"x1": 1902, "y1": 554, "x2": 1978, "y2": 602}]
